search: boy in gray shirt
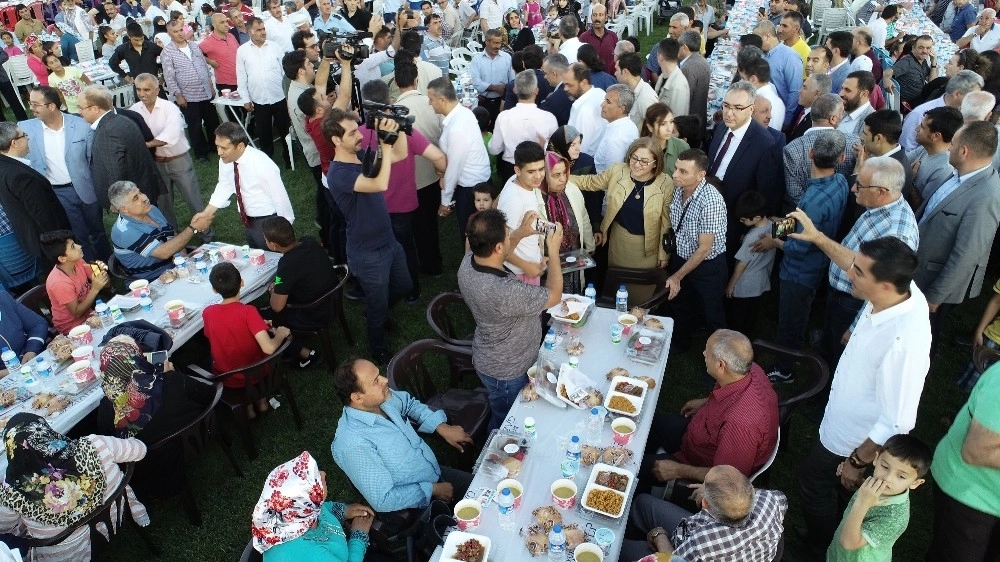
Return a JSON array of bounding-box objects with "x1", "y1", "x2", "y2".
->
[{"x1": 726, "y1": 191, "x2": 776, "y2": 338}]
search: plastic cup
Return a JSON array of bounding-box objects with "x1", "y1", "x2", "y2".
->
[
  {"x1": 618, "y1": 313, "x2": 638, "y2": 336},
  {"x1": 453, "y1": 499, "x2": 481, "y2": 530},
  {"x1": 574, "y1": 542, "x2": 605, "y2": 562},
  {"x1": 140, "y1": 297, "x2": 153, "y2": 312},
  {"x1": 164, "y1": 300, "x2": 186, "y2": 328},
  {"x1": 611, "y1": 417, "x2": 636, "y2": 446},
  {"x1": 249, "y1": 249, "x2": 266, "y2": 266},
  {"x1": 497, "y1": 479, "x2": 523, "y2": 508},
  {"x1": 221, "y1": 245, "x2": 238, "y2": 260},
  {"x1": 68, "y1": 324, "x2": 93, "y2": 346},
  {"x1": 221, "y1": 88, "x2": 231, "y2": 97},
  {"x1": 129, "y1": 279, "x2": 149, "y2": 297},
  {"x1": 594, "y1": 528, "x2": 615, "y2": 556},
  {"x1": 610, "y1": 323, "x2": 623, "y2": 344},
  {"x1": 68, "y1": 360, "x2": 95, "y2": 383},
  {"x1": 551, "y1": 479, "x2": 578, "y2": 509},
  {"x1": 71, "y1": 346, "x2": 94, "y2": 363}
]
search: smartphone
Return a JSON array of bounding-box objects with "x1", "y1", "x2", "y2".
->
[
  {"x1": 758, "y1": 7, "x2": 766, "y2": 15},
  {"x1": 143, "y1": 351, "x2": 168, "y2": 366},
  {"x1": 772, "y1": 217, "x2": 797, "y2": 240}
]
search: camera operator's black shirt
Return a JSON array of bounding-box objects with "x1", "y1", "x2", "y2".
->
[{"x1": 328, "y1": 162, "x2": 394, "y2": 255}]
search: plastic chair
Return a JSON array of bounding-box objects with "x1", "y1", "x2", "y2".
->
[
  {"x1": 187, "y1": 338, "x2": 303, "y2": 460},
  {"x1": 145, "y1": 377, "x2": 242, "y2": 526},
  {"x1": 239, "y1": 540, "x2": 262, "y2": 562},
  {"x1": 18, "y1": 462, "x2": 159, "y2": 556},
  {"x1": 598, "y1": 266, "x2": 669, "y2": 310},
  {"x1": 810, "y1": 0, "x2": 834, "y2": 33},
  {"x1": 749, "y1": 427, "x2": 780, "y2": 484},
  {"x1": 3, "y1": 55, "x2": 35, "y2": 111},
  {"x1": 281, "y1": 263, "x2": 354, "y2": 367},
  {"x1": 752, "y1": 339, "x2": 830, "y2": 450},
  {"x1": 817, "y1": 7, "x2": 849, "y2": 44},
  {"x1": 425, "y1": 291, "x2": 474, "y2": 347},
  {"x1": 108, "y1": 83, "x2": 136, "y2": 108},
  {"x1": 386, "y1": 339, "x2": 490, "y2": 466},
  {"x1": 974, "y1": 345, "x2": 1000, "y2": 375},
  {"x1": 284, "y1": 132, "x2": 295, "y2": 171},
  {"x1": 75, "y1": 40, "x2": 96, "y2": 63},
  {"x1": 15, "y1": 284, "x2": 55, "y2": 330}
]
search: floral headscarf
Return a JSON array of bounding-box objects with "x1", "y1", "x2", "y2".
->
[
  {"x1": 23, "y1": 34, "x2": 39, "y2": 51},
  {"x1": 98, "y1": 335, "x2": 165, "y2": 438},
  {"x1": 0, "y1": 413, "x2": 106, "y2": 527},
  {"x1": 251, "y1": 451, "x2": 325, "y2": 553}
]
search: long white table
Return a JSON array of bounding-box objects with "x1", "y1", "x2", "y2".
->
[
  {"x1": 431, "y1": 307, "x2": 674, "y2": 562},
  {"x1": 0, "y1": 245, "x2": 280, "y2": 472}
]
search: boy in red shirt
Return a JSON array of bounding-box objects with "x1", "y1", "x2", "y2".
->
[
  {"x1": 202, "y1": 262, "x2": 290, "y2": 417},
  {"x1": 41, "y1": 230, "x2": 110, "y2": 334}
]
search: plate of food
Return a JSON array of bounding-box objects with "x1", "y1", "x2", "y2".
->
[
  {"x1": 442, "y1": 531, "x2": 490, "y2": 562},
  {"x1": 609, "y1": 376, "x2": 648, "y2": 401},
  {"x1": 546, "y1": 294, "x2": 593, "y2": 324},
  {"x1": 474, "y1": 430, "x2": 529, "y2": 480},
  {"x1": 581, "y1": 463, "x2": 634, "y2": 518},
  {"x1": 605, "y1": 390, "x2": 643, "y2": 417}
]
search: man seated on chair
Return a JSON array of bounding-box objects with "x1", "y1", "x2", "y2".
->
[
  {"x1": 636, "y1": 329, "x2": 779, "y2": 499},
  {"x1": 108, "y1": 180, "x2": 213, "y2": 281},
  {"x1": 331, "y1": 357, "x2": 474, "y2": 518},
  {"x1": 261, "y1": 216, "x2": 332, "y2": 370}
]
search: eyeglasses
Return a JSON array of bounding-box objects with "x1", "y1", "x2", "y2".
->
[
  {"x1": 629, "y1": 155, "x2": 654, "y2": 166},
  {"x1": 721, "y1": 103, "x2": 753, "y2": 113},
  {"x1": 78, "y1": 104, "x2": 94, "y2": 111},
  {"x1": 13, "y1": 132, "x2": 27, "y2": 140},
  {"x1": 854, "y1": 182, "x2": 887, "y2": 191},
  {"x1": 27, "y1": 101, "x2": 51, "y2": 108}
]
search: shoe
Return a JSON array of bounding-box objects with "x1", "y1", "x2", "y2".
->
[
  {"x1": 767, "y1": 369, "x2": 795, "y2": 384},
  {"x1": 297, "y1": 349, "x2": 317, "y2": 369},
  {"x1": 405, "y1": 294, "x2": 421, "y2": 305}
]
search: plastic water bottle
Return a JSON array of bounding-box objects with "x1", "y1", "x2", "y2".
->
[
  {"x1": 543, "y1": 329, "x2": 556, "y2": 351},
  {"x1": 173, "y1": 253, "x2": 186, "y2": 272},
  {"x1": 566, "y1": 435, "x2": 582, "y2": 461},
  {"x1": 497, "y1": 487, "x2": 516, "y2": 530},
  {"x1": 195, "y1": 255, "x2": 208, "y2": 281},
  {"x1": 33, "y1": 357, "x2": 52, "y2": 389},
  {"x1": 109, "y1": 304, "x2": 126, "y2": 325},
  {"x1": 548, "y1": 524, "x2": 566, "y2": 561},
  {"x1": 1, "y1": 348, "x2": 21, "y2": 374},
  {"x1": 95, "y1": 299, "x2": 113, "y2": 327},
  {"x1": 524, "y1": 416, "x2": 537, "y2": 441},
  {"x1": 587, "y1": 407, "x2": 602, "y2": 446},
  {"x1": 615, "y1": 284, "x2": 629, "y2": 312},
  {"x1": 584, "y1": 282, "x2": 596, "y2": 301},
  {"x1": 21, "y1": 365, "x2": 40, "y2": 392}
]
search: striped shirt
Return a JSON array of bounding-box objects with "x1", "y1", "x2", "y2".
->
[
  {"x1": 829, "y1": 196, "x2": 919, "y2": 293},
  {"x1": 161, "y1": 41, "x2": 216, "y2": 103},
  {"x1": 111, "y1": 206, "x2": 176, "y2": 280}
]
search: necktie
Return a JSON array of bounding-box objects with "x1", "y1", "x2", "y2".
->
[
  {"x1": 233, "y1": 161, "x2": 250, "y2": 227},
  {"x1": 709, "y1": 131, "x2": 734, "y2": 176},
  {"x1": 794, "y1": 107, "x2": 806, "y2": 128},
  {"x1": 919, "y1": 173, "x2": 961, "y2": 225}
]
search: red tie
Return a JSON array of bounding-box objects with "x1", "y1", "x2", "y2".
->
[
  {"x1": 233, "y1": 161, "x2": 249, "y2": 227},
  {"x1": 709, "y1": 131, "x2": 734, "y2": 176}
]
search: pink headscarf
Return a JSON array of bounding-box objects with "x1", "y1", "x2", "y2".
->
[
  {"x1": 541, "y1": 150, "x2": 571, "y2": 194},
  {"x1": 24, "y1": 34, "x2": 39, "y2": 50},
  {"x1": 250, "y1": 451, "x2": 325, "y2": 553}
]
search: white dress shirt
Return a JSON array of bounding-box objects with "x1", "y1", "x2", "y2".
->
[
  {"x1": 264, "y1": 15, "x2": 295, "y2": 53},
  {"x1": 819, "y1": 282, "x2": 931, "y2": 456},
  {"x1": 439, "y1": 104, "x2": 491, "y2": 206},
  {"x1": 354, "y1": 48, "x2": 394, "y2": 85},
  {"x1": 629, "y1": 80, "x2": 658, "y2": 130},
  {"x1": 756, "y1": 82, "x2": 785, "y2": 132},
  {"x1": 40, "y1": 121, "x2": 71, "y2": 186},
  {"x1": 569, "y1": 86, "x2": 607, "y2": 155},
  {"x1": 209, "y1": 146, "x2": 295, "y2": 221},
  {"x1": 130, "y1": 98, "x2": 190, "y2": 158},
  {"x1": 560, "y1": 37, "x2": 582, "y2": 63},
  {"x1": 869, "y1": 16, "x2": 888, "y2": 49},
  {"x1": 488, "y1": 103, "x2": 558, "y2": 164},
  {"x1": 593, "y1": 117, "x2": 638, "y2": 172},
  {"x1": 236, "y1": 40, "x2": 286, "y2": 105},
  {"x1": 713, "y1": 117, "x2": 751, "y2": 180},
  {"x1": 962, "y1": 23, "x2": 1000, "y2": 51},
  {"x1": 479, "y1": 0, "x2": 504, "y2": 29}
]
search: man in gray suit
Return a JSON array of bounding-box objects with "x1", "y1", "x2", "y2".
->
[
  {"x1": 914, "y1": 121, "x2": 1000, "y2": 350},
  {"x1": 78, "y1": 85, "x2": 169, "y2": 225},
  {"x1": 677, "y1": 30, "x2": 711, "y2": 128}
]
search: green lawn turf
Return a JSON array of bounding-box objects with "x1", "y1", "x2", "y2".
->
[{"x1": 45, "y1": 25, "x2": 988, "y2": 561}]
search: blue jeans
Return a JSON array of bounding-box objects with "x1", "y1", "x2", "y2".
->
[
  {"x1": 476, "y1": 372, "x2": 528, "y2": 433},
  {"x1": 389, "y1": 212, "x2": 420, "y2": 299},
  {"x1": 348, "y1": 240, "x2": 412, "y2": 356},
  {"x1": 52, "y1": 186, "x2": 112, "y2": 262}
]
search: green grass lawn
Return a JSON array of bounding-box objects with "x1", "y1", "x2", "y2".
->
[{"x1": 70, "y1": 26, "x2": 991, "y2": 562}]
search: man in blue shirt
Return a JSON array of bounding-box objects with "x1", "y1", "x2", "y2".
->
[
  {"x1": 950, "y1": 0, "x2": 978, "y2": 42},
  {"x1": 331, "y1": 358, "x2": 473, "y2": 514},
  {"x1": 313, "y1": 0, "x2": 356, "y2": 33},
  {"x1": 754, "y1": 19, "x2": 801, "y2": 128},
  {"x1": 470, "y1": 28, "x2": 514, "y2": 125}
]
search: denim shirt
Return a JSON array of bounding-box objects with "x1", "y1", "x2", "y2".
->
[
  {"x1": 331, "y1": 391, "x2": 446, "y2": 513},
  {"x1": 780, "y1": 174, "x2": 848, "y2": 289}
]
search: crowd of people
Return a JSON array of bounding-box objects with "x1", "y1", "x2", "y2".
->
[{"x1": 0, "y1": 0, "x2": 999, "y2": 559}]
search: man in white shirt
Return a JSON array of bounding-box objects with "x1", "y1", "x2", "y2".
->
[
  {"x1": 867, "y1": 4, "x2": 897, "y2": 50},
  {"x1": 558, "y1": 16, "x2": 582, "y2": 63},
  {"x1": 264, "y1": 0, "x2": 296, "y2": 52},
  {"x1": 477, "y1": 0, "x2": 504, "y2": 30},
  {"x1": 742, "y1": 58, "x2": 784, "y2": 132},
  {"x1": 139, "y1": 0, "x2": 167, "y2": 38},
  {"x1": 616, "y1": 52, "x2": 657, "y2": 130},
  {"x1": 489, "y1": 70, "x2": 558, "y2": 183},
  {"x1": 565, "y1": 62, "x2": 606, "y2": 156},
  {"x1": 428, "y1": 77, "x2": 492, "y2": 242},
  {"x1": 236, "y1": 16, "x2": 291, "y2": 160},
  {"x1": 594, "y1": 84, "x2": 638, "y2": 172},
  {"x1": 197, "y1": 121, "x2": 295, "y2": 248},
  {"x1": 956, "y1": 8, "x2": 1000, "y2": 51},
  {"x1": 837, "y1": 70, "x2": 876, "y2": 138},
  {"x1": 437, "y1": 0, "x2": 460, "y2": 40},
  {"x1": 788, "y1": 212, "x2": 930, "y2": 557},
  {"x1": 496, "y1": 141, "x2": 547, "y2": 283},
  {"x1": 901, "y1": 70, "x2": 983, "y2": 151},
  {"x1": 103, "y1": 1, "x2": 128, "y2": 42},
  {"x1": 653, "y1": 37, "x2": 690, "y2": 119}
]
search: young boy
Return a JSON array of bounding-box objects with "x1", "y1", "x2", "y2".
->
[
  {"x1": 464, "y1": 184, "x2": 495, "y2": 252},
  {"x1": 202, "y1": 262, "x2": 291, "y2": 416},
  {"x1": 725, "y1": 191, "x2": 775, "y2": 337},
  {"x1": 828, "y1": 434, "x2": 932, "y2": 562},
  {"x1": 958, "y1": 275, "x2": 1000, "y2": 391},
  {"x1": 41, "y1": 230, "x2": 110, "y2": 334}
]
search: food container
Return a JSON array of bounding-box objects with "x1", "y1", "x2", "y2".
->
[
  {"x1": 249, "y1": 249, "x2": 266, "y2": 266},
  {"x1": 68, "y1": 325, "x2": 93, "y2": 346},
  {"x1": 594, "y1": 528, "x2": 615, "y2": 555},
  {"x1": 473, "y1": 430, "x2": 530, "y2": 480},
  {"x1": 441, "y1": 530, "x2": 491, "y2": 562},
  {"x1": 551, "y1": 479, "x2": 578, "y2": 509},
  {"x1": 604, "y1": 389, "x2": 643, "y2": 418},
  {"x1": 129, "y1": 279, "x2": 149, "y2": 298},
  {"x1": 71, "y1": 346, "x2": 94, "y2": 362},
  {"x1": 625, "y1": 324, "x2": 669, "y2": 366},
  {"x1": 496, "y1": 478, "x2": 523, "y2": 508},
  {"x1": 453, "y1": 499, "x2": 482, "y2": 531},
  {"x1": 68, "y1": 360, "x2": 96, "y2": 383},
  {"x1": 164, "y1": 300, "x2": 186, "y2": 328},
  {"x1": 547, "y1": 294, "x2": 594, "y2": 324},
  {"x1": 581, "y1": 463, "x2": 634, "y2": 518},
  {"x1": 611, "y1": 417, "x2": 636, "y2": 446}
]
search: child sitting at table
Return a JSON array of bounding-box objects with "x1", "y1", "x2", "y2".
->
[
  {"x1": 41, "y1": 230, "x2": 110, "y2": 335},
  {"x1": 202, "y1": 262, "x2": 291, "y2": 418},
  {"x1": 827, "y1": 434, "x2": 932, "y2": 562}
]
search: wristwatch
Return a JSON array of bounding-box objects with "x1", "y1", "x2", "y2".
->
[
  {"x1": 848, "y1": 451, "x2": 871, "y2": 469},
  {"x1": 187, "y1": 224, "x2": 200, "y2": 234},
  {"x1": 648, "y1": 528, "x2": 665, "y2": 542}
]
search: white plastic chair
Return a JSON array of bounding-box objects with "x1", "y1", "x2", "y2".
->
[
  {"x1": 285, "y1": 131, "x2": 295, "y2": 171},
  {"x1": 749, "y1": 427, "x2": 780, "y2": 483},
  {"x1": 452, "y1": 47, "x2": 475, "y2": 64},
  {"x1": 635, "y1": 1, "x2": 655, "y2": 35},
  {"x1": 75, "y1": 41, "x2": 96, "y2": 63},
  {"x1": 817, "y1": 7, "x2": 849, "y2": 44},
  {"x1": 108, "y1": 83, "x2": 135, "y2": 108},
  {"x1": 3, "y1": 55, "x2": 37, "y2": 112},
  {"x1": 810, "y1": 0, "x2": 834, "y2": 33},
  {"x1": 466, "y1": 40, "x2": 483, "y2": 52}
]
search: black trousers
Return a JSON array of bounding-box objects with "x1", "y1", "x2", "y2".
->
[
  {"x1": 453, "y1": 183, "x2": 485, "y2": 243},
  {"x1": 0, "y1": 80, "x2": 27, "y2": 121},
  {"x1": 414, "y1": 184, "x2": 443, "y2": 276},
  {"x1": 246, "y1": 214, "x2": 277, "y2": 249},
  {"x1": 635, "y1": 414, "x2": 690, "y2": 496},
  {"x1": 798, "y1": 439, "x2": 852, "y2": 553},
  {"x1": 926, "y1": 482, "x2": 1000, "y2": 561},
  {"x1": 179, "y1": 98, "x2": 220, "y2": 159},
  {"x1": 665, "y1": 254, "x2": 728, "y2": 347},
  {"x1": 251, "y1": 99, "x2": 290, "y2": 158},
  {"x1": 822, "y1": 289, "x2": 865, "y2": 373}
]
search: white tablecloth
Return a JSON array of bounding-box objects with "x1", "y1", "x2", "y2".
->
[{"x1": 431, "y1": 307, "x2": 674, "y2": 562}]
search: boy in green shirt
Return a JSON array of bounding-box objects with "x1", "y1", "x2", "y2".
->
[{"x1": 827, "y1": 434, "x2": 932, "y2": 562}]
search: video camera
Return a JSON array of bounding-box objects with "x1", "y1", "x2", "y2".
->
[
  {"x1": 362, "y1": 100, "x2": 415, "y2": 136},
  {"x1": 319, "y1": 30, "x2": 370, "y2": 66}
]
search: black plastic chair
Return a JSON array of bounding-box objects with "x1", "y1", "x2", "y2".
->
[
  {"x1": 281, "y1": 263, "x2": 354, "y2": 366},
  {"x1": 752, "y1": 339, "x2": 830, "y2": 450},
  {"x1": 974, "y1": 345, "x2": 1000, "y2": 375},
  {"x1": 425, "y1": 291, "x2": 475, "y2": 346},
  {"x1": 15, "y1": 284, "x2": 55, "y2": 331},
  {"x1": 598, "y1": 266, "x2": 669, "y2": 310},
  {"x1": 146, "y1": 377, "x2": 242, "y2": 526},
  {"x1": 239, "y1": 540, "x2": 262, "y2": 562},
  {"x1": 106, "y1": 254, "x2": 132, "y2": 283},
  {"x1": 187, "y1": 338, "x2": 303, "y2": 460}
]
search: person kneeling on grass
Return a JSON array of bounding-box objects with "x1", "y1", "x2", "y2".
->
[{"x1": 202, "y1": 262, "x2": 291, "y2": 419}]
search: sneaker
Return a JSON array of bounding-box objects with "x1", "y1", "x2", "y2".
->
[
  {"x1": 298, "y1": 349, "x2": 317, "y2": 369},
  {"x1": 767, "y1": 369, "x2": 795, "y2": 384}
]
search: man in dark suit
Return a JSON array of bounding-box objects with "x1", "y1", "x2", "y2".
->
[
  {"x1": 78, "y1": 85, "x2": 169, "y2": 226},
  {"x1": 914, "y1": 121, "x2": 1000, "y2": 351},
  {"x1": 0, "y1": 123, "x2": 71, "y2": 260},
  {"x1": 678, "y1": 30, "x2": 711, "y2": 128},
  {"x1": 707, "y1": 81, "x2": 785, "y2": 257},
  {"x1": 787, "y1": 73, "x2": 832, "y2": 142},
  {"x1": 540, "y1": 53, "x2": 572, "y2": 126}
]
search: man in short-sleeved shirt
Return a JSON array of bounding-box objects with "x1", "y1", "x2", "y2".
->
[
  {"x1": 110, "y1": 205, "x2": 175, "y2": 280},
  {"x1": 271, "y1": 235, "x2": 336, "y2": 328}
]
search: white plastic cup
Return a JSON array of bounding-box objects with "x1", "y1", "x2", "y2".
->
[
  {"x1": 611, "y1": 417, "x2": 636, "y2": 446},
  {"x1": 164, "y1": 300, "x2": 186, "y2": 327},
  {"x1": 550, "y1": 478, "x2": 578, "y2": 509},
  {"x1": 129, "y1": 279, "x2": 149, "y2": 297},
  {"x1": 453, "y1": 499, "x2": 481, "y2": 530},
  {"x1": 249, "y1": 249, "x2": 266, "y2": 266}
]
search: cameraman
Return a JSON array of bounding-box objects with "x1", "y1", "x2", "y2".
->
[
  {"x1": 326, "y1": 108, "x2": 411, "y2": 364},
  {"x1": 353, "y1": 10, "x2": 409, "y2": 85}
]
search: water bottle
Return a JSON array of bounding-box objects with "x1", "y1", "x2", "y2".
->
[
  {"x1": 173, "y1": 253, "x2": 186, "y2": 273},
  {"x1": 568, "y1": 356, "x2": 579, "y2": 370},
  {"x1": 195, "y1": 255, "x2": 208, "y2": 281},
  {"x1": 21, "y1": 365, "x2": 40, "y2": 392},
  {"x1": 109, "y1": 304, "x2": 126, "y2": 325},
  {"x1": 566, "y1": 435, "x2": 581, "y2": 461},
  {"x1": 615, "y1": 284, "x2": 628, "y2": 312},
  {"x1": 543, "y1": 329, "x2": 556, "y2": 351},
  {"x1": 33, "y1": 357, "x2": 52, "y2": 389},
  {"x1": 497, "y1": 487, "x2": 516, "y2": 530},
  {"x1": 584, "y1": 282, "x2": 596, "y2": 301},
  {"x1": 548, "y1": 524, "x2": 566, "y2": 561},
  {"x1": 94, "y1": 299, "x2": 113, "y2": 327},
  {"x1": 524, "y1": 416, "x2": 537, "y2": 441},
  {"x1": 587, "y1": 407, "x2": 602, "y2": 446},
  {"x1": 1, "y1": 348, "x2": 21, "y2": 374}
]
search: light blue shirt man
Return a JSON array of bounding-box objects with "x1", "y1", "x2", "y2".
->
[
  {"x1": 470, "y1": 49, "x2": 515, "y2": 99},
  {"x1": 313, "y1": 12, "x2": 356, "y2": 33},
  {"x1": 764, "y1": 42, "x2": 803, "y2": 126}
]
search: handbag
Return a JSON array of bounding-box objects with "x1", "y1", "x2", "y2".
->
[{"x1": 662, "y1": 187, "x2": 701, "y2": 256}]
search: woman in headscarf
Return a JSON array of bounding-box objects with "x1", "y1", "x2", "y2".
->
[
  {"x1": 640, "y1": 102, "x2": 690, "y2": 176},
  {"x1": 24, "y1": 35, "x2": 50, "y2": 86},
  {"x1": 252, "y1": 451, "x2": 376, "y2": 561},
  {"x1": 539, "y1": 151, "x2": 593, "y2": 293},
  {"x1": 549, "y1": 125, "x2": 599, "y2": 230},
  {"x1": 97, "y1": 335, "x2": 214, "y2": 498},
  {"x1": 502, "y1": 9, "x2": 535, "y2": 52},
  {"x1": 0, "y1": 413, "x2": 148, "y2": 561}
]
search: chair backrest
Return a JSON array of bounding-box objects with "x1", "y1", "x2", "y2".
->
[
  {"x1": 239, "y1": 540, "x2": 263, "y2": 562},
  {"x1": 750, "y1": 427, "x2": 780, "y2": 482},
  {"x1": 106, "y1": 254, "x2": 132, "y2": 283},
  {"x1": 386, "y1": 339, "x2": 475, "y2": 404},
  {"x1": 425, "y1": 292, "x2": 475, "y2": 346},
  {"x1": 3, "y1": 55, "x2": 35, "y2": 86},
  {"x1": 283, "y1": 263, "x2": 350, "y2": 323},
  {"x1": 16, "y1": 285, "x2": 54, "y2": 329},
  {"x1": 75, "y1": 40, "x2": 96, "y2": 63},
  {"x1": 752, "y1": 339, "x2": 830, "y2": 425},
  {"x1": 208, "y1": 338, "x2": 293, "y2": 404},
  {"x1": 147, "y1": 377, "x2": 223, "y2": 459},
  {"x1": 452, "y1": 47, "x2": 475, "y2": 62},
  {"x1": 974, "y1": 345, "x2": 1000, "y2": 376},
  {"x1": 598, "y1": 267, "x2": 669, "y2": 310},
  {"x1": 109, "y1": 84, "x2": 136, "y2": 108}
]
